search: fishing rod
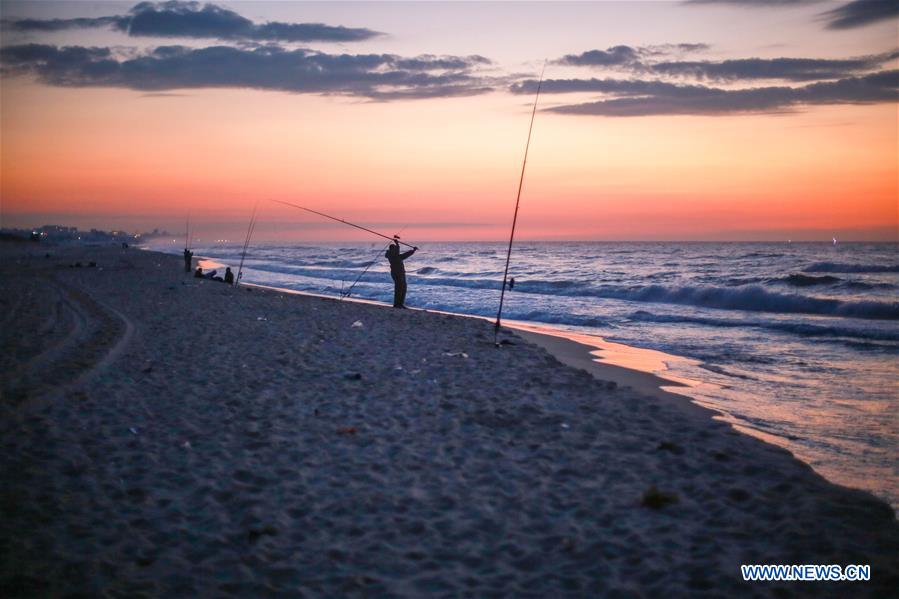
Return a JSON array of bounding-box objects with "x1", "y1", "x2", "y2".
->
[
  {"x1": 235, "y1": 203, "x2": 259, "y2": 286},
  {"x1": 269, "y1": 199, "x2": 417, "y2": 250},
  {"x1": 185, "y1": 211, "x2": 192, "y2": 250},
  {"x1": 494, "y1": 61, "x2": 546, "y2": 343}
]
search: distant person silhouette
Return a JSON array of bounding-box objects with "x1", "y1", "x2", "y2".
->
[
  {"x1": 224, "y1": 267, "x2": 234, "y2": 285},
  {"x1": 385, "y1": 240, "x2": 417, "y2": 308},
  {"x1": 183, "y1": 248, "x2": 194, "y2": 273}
]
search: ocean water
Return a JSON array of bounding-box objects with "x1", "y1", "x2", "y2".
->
[{"x1": 159, "y1": 240, "x2": 899, "y2": 509}]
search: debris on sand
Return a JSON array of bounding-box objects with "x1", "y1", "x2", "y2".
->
[
  {"x1": 657, "y1": 441, "x2": 685, "y2": 455},
  {"x1": 641, "y1": 486, "x2": 679, "y2": 509},
  {"x1": 247, "y1": 525, "x2": 278, "y2": 543}
]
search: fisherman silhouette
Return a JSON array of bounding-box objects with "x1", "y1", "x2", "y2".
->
[
  {"x1": 224, "y1": 267, "x2": 234, "y2": 285},
  {"x1": 385, "y1": 239, "x2": 417, "y2": 308},
  {"x1": 183, "y1": 248, "x2": 194, "y2": 273}
]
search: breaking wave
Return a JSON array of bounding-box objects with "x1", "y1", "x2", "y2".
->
[
  {"x1": 505, "y1": 310, "x2": 611, "y2": 328},
  {"x1": 419, "y1": 278, "x2": 899, "y2": 320},
  {"x1": 628, "y1": 311, "x2": 899, "y2": 342},
  {"x1": 778, "y1": 274, "x2": 842, "y2": 287},
  {"x1": 608, "y1": 284, "x2": 899, "y2": 320},
  {"x1": 804, "y1": 262, "x2": 899, "y2": 274}
]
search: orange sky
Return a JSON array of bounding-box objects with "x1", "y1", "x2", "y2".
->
[{"x1": 1, "y1": 1, "x2": 897, "y2": 241}]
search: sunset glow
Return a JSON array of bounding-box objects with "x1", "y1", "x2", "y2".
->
[{"x1": 1, "y1": 1, "x2": 896, "y2": 241}]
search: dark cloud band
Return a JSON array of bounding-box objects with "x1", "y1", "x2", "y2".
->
[
  {"x1": 6, "y1": 16, "x2": 126, "y2": 32},
  {"x1": 0, "y1": 43, "x2": 493, "y2": 100},
  {"x1": 651, "y1": 53, "x2": 899, "y2": 81},
  {"x1": 684, "y1": 1, "x2": 824, "y2": 6},
  {"x1": 5, "y1": 1, "x2": 380, "y2": 43},
  {"x1": 552, "y1": 45, "x2": 897, "y2": 82},
  {"x1": 555, "y1": 46, "x2": 642, "y2": 67},
  {"x1": 512, "y1": 70, "x2": 899, "y2": 116},
  {"x1": 823, "y1": 0, "x2": 899, "y2": 30},
  {"x1": 684, "y1": 0, "x2": 898, "y2": 30},
  {"x1": 555, "y1": 44, "x2": 712, "y2": 67}
]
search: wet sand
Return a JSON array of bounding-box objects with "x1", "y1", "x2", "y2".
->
[
  {"x1": 1, "y1": 243, "x2": 897, "y2": 597},
  {"x1": 507, "y1": 324, "x2": 698, "y2": 406}
]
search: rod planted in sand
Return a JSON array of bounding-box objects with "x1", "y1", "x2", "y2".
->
[
  {"x1": 185, "y1": 211, "x2": 192, "y2": 251},
  {"x1": 235, "y1": 203, "x2": 259, "y2": 286},
  {"x1": 494, "y1": 61, "x2": 546, "y2": 341},
  {"x1": 269, "y1": 199, "x2": 417, "y2": 249}
]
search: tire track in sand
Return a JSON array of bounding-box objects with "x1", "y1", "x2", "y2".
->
[{"x1": 2, "y1": 277, "x2": 135, "y2": 406}]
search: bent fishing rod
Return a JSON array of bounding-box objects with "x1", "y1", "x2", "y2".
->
[
  {"x1": 269, "y1": 199, "x2": 417, "y2": 250},
  {"x1": 494, "y1": 61, "x2": 546, "y2": 342}
]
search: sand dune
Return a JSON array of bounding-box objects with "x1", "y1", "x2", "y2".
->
[{"x1": 1, "y1": 243, "x2": 896, "y2": 597}]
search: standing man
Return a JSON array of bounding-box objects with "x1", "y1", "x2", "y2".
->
[
  {"x1": 385, "y1": 238, "x2": 417, "y2": 308},
  {"x1": 183, "y1": 248, "x2": 193, "y2": 273}
]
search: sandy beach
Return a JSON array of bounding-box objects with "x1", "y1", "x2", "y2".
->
[{"x1": 1, "y1": 242, "x2": 897, "y2": 597}]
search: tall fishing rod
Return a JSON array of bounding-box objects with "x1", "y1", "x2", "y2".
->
[
  {"x1": 235, "y1": 203, "x2": 259, "y2": 286},
  {"x1": 184, "y1": 211, "x2": 192, "y2": 250},
  {"x1": 494, "y1": 61, "x2": 546, "y2": 343},
  {"x1": 269, "y1": 199, "x2": 417, "y2": 249}
]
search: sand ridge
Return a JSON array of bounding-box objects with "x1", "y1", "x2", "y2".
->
[{"x1": 1, "y1": 243, "x2": 897, "y2": 597}]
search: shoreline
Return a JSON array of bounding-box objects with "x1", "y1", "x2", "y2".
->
[
  {"x1": 505, "y1": 323, "x2": 715, "y2": 422},
  {"x1": 2, "y1": 243, "x2": 897, "y2": 596}
]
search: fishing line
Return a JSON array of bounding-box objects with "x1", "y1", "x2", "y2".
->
[
  {"x1": 342, "y1": 222, "x2": 410, "y2": 300},
  {"x1": 494, "y1": 61, "x2": 546, "y2": 344},
  {"x1": 342, "y1": 242, "x2": 393, "y2": 300},
  {"x1": 269, "y1": 199, "x2": 418, "y2": 249}
]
